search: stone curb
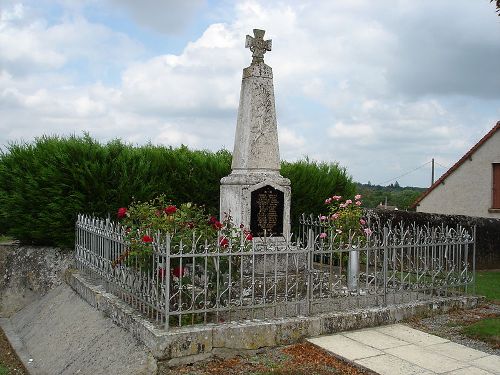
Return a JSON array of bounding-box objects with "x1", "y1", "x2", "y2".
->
[
  {"x1": 66, "y1": 270, "x2": 483, "y2": 365},
  {"x1": 0, "y1": 318, "x2": 41, "y2": 375}
]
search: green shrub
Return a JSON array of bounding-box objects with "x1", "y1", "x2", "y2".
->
[
  {"x1": 281, "y1": 158, "x2": 355, "y2": 224},
  {"x1": 0, "y1": 135, "x2": 354, "y2": 248}
]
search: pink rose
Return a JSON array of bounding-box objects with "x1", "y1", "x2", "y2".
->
[
  {"x1": 319, "y1": 232, "x2": 327, "y2": 239},
  {"x1": 331, "y1": 213, "x2": 340, "y2": 220},
  {"x1": 345, "y1": 199, "x2": 352, "y2": 205},
  {"x1": 332, "y1": 195, "x2": 342, "y2": 201},
  {"x1": 355, "y1": 201, "x2": 362, "y2": 206},
  {"x1": 359, "y1": 219, "x2": 366, "y2": 225},
  {"x1": 320, "y1": 215, "x2": 327, "y2": 221},
  {"x1": 364, "y1": 228, "x2": 373, "y2": 236},
  {"x1": 325, "y1": 198, "x2": 332, "y2": 204},
  {"x1": 355, "y1": 194, "x2": 362, "y2": 200}
]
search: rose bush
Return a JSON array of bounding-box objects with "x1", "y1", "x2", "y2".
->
[
  {"x1": 114, "y1": 195, "x2": 253, "y2": 275},
  {"x1": 321, "y1": 194, "x2": 371, "y2": 246}
]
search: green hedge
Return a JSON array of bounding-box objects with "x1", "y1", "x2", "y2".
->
[{"x1": 0, "y1": 135, "x2": 354, "y2": 248}]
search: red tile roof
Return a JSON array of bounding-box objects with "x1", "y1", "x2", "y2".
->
[{"x1": 412, "y1": 121, "x2": 500, "y2": 208}]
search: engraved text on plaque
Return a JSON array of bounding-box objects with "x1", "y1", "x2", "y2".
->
[{"x1": 250, "y1": 185, "x2": 284, "y2": 236}]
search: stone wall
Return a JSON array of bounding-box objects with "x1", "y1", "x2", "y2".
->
[
  {"x1": 0, "y1": 244, "x2": 73, "y2": 317},
  {"x1": 367, "y1": 209, "x2": 500, "y2": 270}
]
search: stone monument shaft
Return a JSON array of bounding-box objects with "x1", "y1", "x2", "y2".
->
[
  {"x1": 220, "y1": 29, "x2": 291, "y2": 237},
  {"x1": 231, "y1": 29, "x2": 280, "y2": 172}
]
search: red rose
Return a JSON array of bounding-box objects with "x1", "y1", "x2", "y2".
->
[
  {"x1": 117, "y1": 207, "x2": 127, "y2": 219},
  {"x1": 164, "y1": 205, "x2": 177, "y2": 214},
  {"x1": 172, "y1": 266, "x2": 185, "y2": 278},
  {"x1": 208, "y1": 216, "x2": 218, "y2": 224},
  {"x1": 142, "y1": 235, "x2": 153, "y2": 243},
  {"x1": 245, "y1": 233, "x2": 253, "y2": 241},
  {"x1": 212, "y1": 221, "x2": 223, "y2": 230},
  {"x1": 185, "y1": 221, "x2": 195, "y2": 229},
  {"x1": 219, "y1": 236, "x2": 229, "y2": 248}
]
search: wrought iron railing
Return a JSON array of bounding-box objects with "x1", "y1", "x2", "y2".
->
[{"x1": 75, "y1": 214, "x2": 475, "y2": 330}]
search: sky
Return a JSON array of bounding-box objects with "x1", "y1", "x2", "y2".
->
[{"x1": 0, "y1": 0, "x2": 499, "y2": 188}]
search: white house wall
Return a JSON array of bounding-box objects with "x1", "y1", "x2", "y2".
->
[{"x1": 417, "y1": 130, "x2": 500, "y2": 218}]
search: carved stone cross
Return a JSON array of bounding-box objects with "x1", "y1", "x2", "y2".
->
[{"x1": 245, "y1": 29, "x2": 272, "y2": 64}]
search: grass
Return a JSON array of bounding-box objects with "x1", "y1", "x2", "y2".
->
[
  {"x1": 0, "y1": 236, "x2": 13, "y2": 244},
  {"x1": 462, "y1": 317, "x2": 500, "y2": 345},
  {"x1": 474, "y1": 270, "x2": 500, "y2": 301},
  {"x1": 0, "y1": 363, "x2": 9, "y2": 375}
]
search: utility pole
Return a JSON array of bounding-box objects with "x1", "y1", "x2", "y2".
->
[{"x1": 431, "y1": 158, "x2": 435, "y2": 186}]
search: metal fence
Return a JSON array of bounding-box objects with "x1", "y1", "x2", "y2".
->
[{"x1": 75, "y1": 214, "x2": 475, "y2": 330}]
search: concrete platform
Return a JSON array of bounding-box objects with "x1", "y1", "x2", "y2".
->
[{"x1": 308, "y1": 324, "x2": 500, "y2": 375}]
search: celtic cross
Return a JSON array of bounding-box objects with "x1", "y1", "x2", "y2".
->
[{"x1": 245, "y1": 29, "x2": 272, "y2": 64}]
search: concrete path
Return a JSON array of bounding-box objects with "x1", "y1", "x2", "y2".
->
[
  {"x1": 308, "y1": 324, "x2": 500, "y2": 375},
  {"x1": 1, "y1": 284, "x2": 157, "y2": 375}
]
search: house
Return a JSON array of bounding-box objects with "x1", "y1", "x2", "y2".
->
[{"x1": 413, "y1": 121, "x2": 500, "y2": 218}]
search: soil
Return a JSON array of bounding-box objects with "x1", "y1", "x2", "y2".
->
[
  {"x1": 159, "y1": 342, "x2": 375, "y2": 375},
  {"x1": 0, "y1": 326, "x2": 27, "y2": 375}
]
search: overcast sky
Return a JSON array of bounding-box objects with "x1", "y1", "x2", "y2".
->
[{"x1": 1, "y1": 0, "x2": 499, "y2": 187}]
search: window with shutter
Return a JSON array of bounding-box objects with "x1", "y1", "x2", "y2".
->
[{"x1": 493, "y1": 164, "x2": 500, "y2": 209}]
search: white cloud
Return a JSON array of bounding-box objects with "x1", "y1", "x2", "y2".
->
[{"x1": 0, "y1": 0, "x2": 499, "y2": 188}]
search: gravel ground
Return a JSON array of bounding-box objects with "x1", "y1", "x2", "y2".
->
[{"x1": 406, "y1": 301, "x2": 500, "y2": 356}]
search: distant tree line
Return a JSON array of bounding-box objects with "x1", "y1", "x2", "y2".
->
[{"x1": 356, "y1": 182, "x2": 425, "y2": 210}]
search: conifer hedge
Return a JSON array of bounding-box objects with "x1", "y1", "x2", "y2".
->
[{"x1": 0, "y1": 135, "x2": 354, "y2": 248}]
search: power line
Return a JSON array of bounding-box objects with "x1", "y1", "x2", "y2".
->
[
  {"x1": 377, "y1": 161, "x2": 432, "y2": 186},
  {"x1": 435, "y1": 161, "x2": 449, "y2": 170}
]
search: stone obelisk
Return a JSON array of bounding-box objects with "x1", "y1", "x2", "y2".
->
[{"x1": 220, "y1": 29, "x2": 291, "y2": 239}]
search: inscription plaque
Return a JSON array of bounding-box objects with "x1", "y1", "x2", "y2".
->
[{"x1": 250, "y1": 185, "x2": 284, "y2": 237}]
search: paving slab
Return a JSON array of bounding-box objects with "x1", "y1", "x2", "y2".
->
[
  {"x1": 375, "y1": 324, "x2": 449, "y2": 346},
  {"x1": 385, "y1": 344, "x2": 468, "y2": 373},
  {"x1": 470, "y1": 355, "x2": 500, "y2": 374},
  {"x1": 428, "y1": 341, "x2": 490, "y2": 362},
  {"x1": 307, "y1": 334, "x2": 383, "y2": 361},
  {"x1": 344, "y1": 329, "x2": 412, "y2": 350},
  {"x1": 308, "y1": 324, "x2": 500, "y2": 375},
  {"x1": 355, "y1": 353, "x2": 434, "y2": 375},
  {"x1": 446, "y1": 366, "x2": 495, "y2": 375}
]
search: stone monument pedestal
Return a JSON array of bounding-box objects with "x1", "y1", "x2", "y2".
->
[{"x1": 220, "y1": 172, "x2": 291, "y2": 239}]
